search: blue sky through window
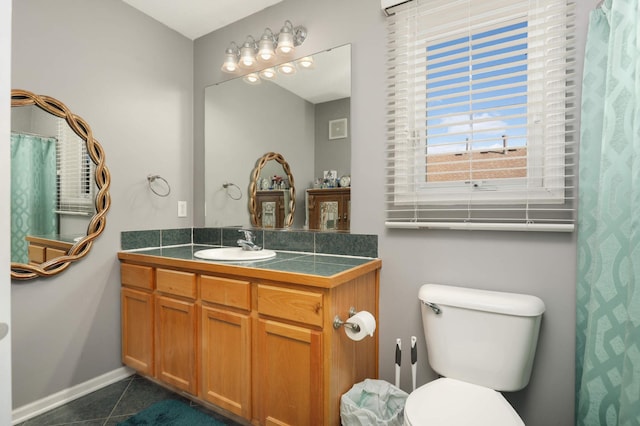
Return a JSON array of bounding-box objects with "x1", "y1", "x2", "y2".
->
[{"x1": 425, "y1": 21, "x2": 529, "y2": 154}]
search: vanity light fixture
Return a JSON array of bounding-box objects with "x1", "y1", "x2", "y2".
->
[
  {"x1": 296, "y1": 56, "x2": 314, "y2": 69},
  {"x1": 277, "y1": 62, "x2": 297, "y2": 75},
  {"x1": 220, "y1": 20, "x2": 307, "y2": 75},
  {"x1": 257, "y1": 29, "x2": 276, "y2": 62},
  {"x1": 243, "y1": 73, "x2": 262, "y2": 85},
  {"x1": 259, "y1": 67, "x2": 277, "y2": 80},
  {"x1": 239, "y1": 36, "x2": 258, "y2": 69},
  {"x1": 221, "y1": 42, "x2": 240, "y2": 73}
]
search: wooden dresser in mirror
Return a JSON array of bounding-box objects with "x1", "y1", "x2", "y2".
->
[{"x1": 307, "y1": 188, "x2": 351, "y2": 231}]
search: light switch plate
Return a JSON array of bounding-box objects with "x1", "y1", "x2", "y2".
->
[{"x1": 178, "y1": 201, "x2": 187, "y2": 217}]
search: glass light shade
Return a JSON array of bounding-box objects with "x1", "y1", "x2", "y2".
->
[
  {"x1": 239, "y1": 42, "x2": 257, "y2": 69},
  {"x1": 243, "y1": 73, "x2": 261, "y2": 85},
  {"x1": 297, "y1": 56, "x2": 314, "y2": 69},
  {"x1": 276, "y1": 28, "x2": 294, "y2": 55},
  {"x1": 259, "y1": 68, "x2": 277, "y2": 80},
  {"x1": 221, "y1": 47, "x2": 238, "y2": 73},
  {"x1": 258, "y1": 36, "x2": 275, "y2": 62},
  {"x1": 277, "y1": 62, "x2": 297, "y2": 75}
]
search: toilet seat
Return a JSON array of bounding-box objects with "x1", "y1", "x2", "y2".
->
[{"x1": 403, "y1": 378, "x2": 524, "y2": 426}]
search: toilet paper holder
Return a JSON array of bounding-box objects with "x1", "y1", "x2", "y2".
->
[{"x1": 333, "y1": 307, "x2": 360, "y2": 331}]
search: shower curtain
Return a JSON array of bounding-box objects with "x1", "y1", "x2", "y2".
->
[
  {"x1": 10, "y1": 133, "x2": 58, "y2": 264},
  {"x1": 576, "y1": 0, "x2": 640, "y2": 425}
]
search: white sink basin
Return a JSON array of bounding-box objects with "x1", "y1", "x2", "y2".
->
[{"x1": 194, "y1": 247, "x2": 276, "y2": 262}]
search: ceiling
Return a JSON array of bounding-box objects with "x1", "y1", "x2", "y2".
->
[{"x1": 122, "y1": 0, "x2": 283, "y2": 40}]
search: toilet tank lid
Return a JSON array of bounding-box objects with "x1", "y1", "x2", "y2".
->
[{"x1": 419, "y1": 284, "x2": 545, "y2": 317}]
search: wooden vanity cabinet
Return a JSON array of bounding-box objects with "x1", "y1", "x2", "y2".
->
[
  {"x1": 25, "y1": 235, "x2": 73, "y2": 264},
  {"x1": 119, "y1": 254, "x2": 380, "y2": 426},
  {"x1": 307, "y1": 188, "x2": 351, "y2": 231},
  {"x1": 200, "y1": 275, "x2": 251, "y2": 419},
  {"x1": 154, "y1": 269, "x2": 198, "y2": 395},
  {"x1": 256, "y1": 284, "x2": 324, "y2": 425},
  {"x1": 120, "y1": 264, "x2": 154, "y2": 375}
]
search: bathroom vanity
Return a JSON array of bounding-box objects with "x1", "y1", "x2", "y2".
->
[
  {"x1": 118, "y1": 245, "x2": 380, "y2": 426},
  {"x1": 25, "y1": 235, "x2": 76, "y2": 264}
]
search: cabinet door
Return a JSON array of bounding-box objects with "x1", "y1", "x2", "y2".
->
[
  {"x1": 257, "y1": 192, "x2": 284, "y2": 228},
  {"x1": 341, "y1": 194, "x2": 351, "y2": 231},
  {"x1": 318, "y1": 198, "x2": 341, "y2": 231},
  {"x1": 121, "y1": 288, "x2": 154, "y2": 375},
  {"x1": 257, "y1": 319, "x2": 323, "y2": 426},
  {"x1": 307, "y1": 190, "x2": 351, "y2": 231},
  {"x1": 201, "y1": 306, "x2": 251, "y2": 418},
  {"x1": 155, "y1": 295, "x2": 197, "y2": 394}
]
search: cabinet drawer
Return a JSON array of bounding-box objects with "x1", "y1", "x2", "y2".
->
[
  {"x1": 121, "y1": 264, "x2": 154, "y2": 290},
  {"x1": 156, "y1": 269, "x2": 196, "y2": 299},
  {"x1": 257, "y1": 285, "x2": 323, "y2": 327},
  {"x1": 201, "y1": 275, "x2": 251, "y2": 310},
  {"x1": 28, "y1": 245, "x2": 46, "y2": 264}
]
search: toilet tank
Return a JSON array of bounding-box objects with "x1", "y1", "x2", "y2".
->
[{"x1": 419, "y1": 284, "x2": 545, "y2": 392}]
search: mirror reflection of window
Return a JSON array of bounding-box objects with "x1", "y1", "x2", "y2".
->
[{"x1": 56, "y1": 119, "x2": 95, "y2": 216}]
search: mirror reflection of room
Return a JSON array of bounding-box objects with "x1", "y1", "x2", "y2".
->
[
  {"x1": 204, "y1": 44, "x2": 351, "y2": 230},
  {"x1": 10, "y1": 104, "x2": 95, "y2": 266}
]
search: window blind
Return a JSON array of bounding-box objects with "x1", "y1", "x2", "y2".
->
[
  {"x1": 385, "y1": 0, "x2": 576, "y2": 231},
  {"x1": 56, "y1": 119, "x2": 95, "y2": 216}
]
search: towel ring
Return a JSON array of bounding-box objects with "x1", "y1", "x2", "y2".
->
[
  {"x1": 147, "y1": 174, "x2": 171, "y2": 197},
  {"x1": 223, "y1": 182, "x2": 242, "y2": 200}
]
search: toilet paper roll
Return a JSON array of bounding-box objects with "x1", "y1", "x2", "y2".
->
[{"x1": 345, "y1": 311, "x2": 377, "y2": 341}]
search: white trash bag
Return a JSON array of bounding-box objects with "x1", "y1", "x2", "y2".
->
[{"x1": 340, "y1": 379, "x2": 409, "y2": 426}]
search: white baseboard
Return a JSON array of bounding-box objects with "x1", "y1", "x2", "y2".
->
[{"x1": 12, "y1": 366, "x2": 135, "y2": 425}]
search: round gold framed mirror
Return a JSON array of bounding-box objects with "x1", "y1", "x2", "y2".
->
[
  {"x1": 249, "y1": 152, "x2": 295, "y2": 228},
  {"x1": 10, "y1": 89, "x2": 111, "y2": 280}
]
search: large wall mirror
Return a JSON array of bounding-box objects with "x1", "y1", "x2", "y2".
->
[
  {"x1": 204, "y1": 44, "x2": 351, "y2": 229},
  {"x1": 10, "y1": 89, "x2": 111, "y2": 280}
]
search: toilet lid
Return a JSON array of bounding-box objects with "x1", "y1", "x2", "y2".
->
[{"x1": 404, "y1": 378, "x2": 524, "y2": 426}]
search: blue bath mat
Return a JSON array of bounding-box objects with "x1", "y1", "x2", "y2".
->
[{"x1": 117, "y1": 400, "x2": 226, "y2": 426}]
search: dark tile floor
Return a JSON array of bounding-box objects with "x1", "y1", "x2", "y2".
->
[{"x1": 16, "y1": 374, "x2": 245, "y2": 426}]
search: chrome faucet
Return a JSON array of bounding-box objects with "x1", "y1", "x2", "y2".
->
[{"x1": 237, "y1": 229, "x2": 262, "y2": 251}]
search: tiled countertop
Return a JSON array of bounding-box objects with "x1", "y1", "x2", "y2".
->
[{"x1": 118, "y1": 244, "x2": 382, "y2": 289}]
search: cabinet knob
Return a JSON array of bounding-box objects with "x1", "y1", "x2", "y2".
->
[{"x1": 315, "y1": 303, "x2": 322, "y2": 314}]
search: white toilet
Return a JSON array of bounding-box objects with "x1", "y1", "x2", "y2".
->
[{"x1": 404, "y1": 284, "x2": 546, "y2": 426}]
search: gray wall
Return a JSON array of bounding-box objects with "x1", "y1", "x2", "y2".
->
[
  {"x1": 315, "y1": 97, "x2": 351, "y2": 180},
  {"x1": 194, "y1": 1, "x2": 596, "y2": 425},
  {"x1": 11, "y1": 0, "x2": 193, "y2": 408}
]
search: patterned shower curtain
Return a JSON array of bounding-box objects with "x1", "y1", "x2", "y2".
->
[
  {"x1": 576, "y1": 0, "x2": 640, "y2": 425},
  {"x1": 10, "y1": 132, "x2": 58, "y2": 264}
]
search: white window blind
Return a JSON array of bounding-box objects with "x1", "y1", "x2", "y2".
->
[
  {"x1": 385, "y1": 0, "x2": 576, "y2": 231},
  {"x1": 56, "y1": 119, "x2": 95, "y2": 216}
]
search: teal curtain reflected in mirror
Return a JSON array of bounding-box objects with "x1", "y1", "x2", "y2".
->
[
  {"x1": 10, "y1": 132, "x2": 58, "y2": 264},
  {"x1": 576, "y1": 0, "x2": 640, "y2": 424}
]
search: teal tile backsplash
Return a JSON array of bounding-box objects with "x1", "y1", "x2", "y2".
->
[
  {"x1": 121, "y1": 229, "x2": 161, "y2": 250},
  {"x1": 121, "y1": 227, "x2": 378, "y2": 258}
]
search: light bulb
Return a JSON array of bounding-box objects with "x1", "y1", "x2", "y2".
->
[
  {"x1": 243, "y1": 73, "x2": 261, "y2": 85},
  {"x1": 276, "y1": 23, "x2": 295, "y2": 55},
  {"x1": 221, "y1": 45, "x2": 239, "y2": 73},
  {"x1": 239, "y1": 39, "x2": 257, "y2": 69},
  {"x1": 258, "y1": 31, "x2": 275, "y2": 62},
  {"x1": 297, "y1": 56, "x2": 314, "y2": 69},
  {"x1": 277, "y1": 35, "x2": 294, "y2": 54},
  {"x1": 277, "y1": 62, "x2": 297, "y2": 75},
  {"x1": 259, "y1": 68, "x2": 277, "y2": 80}
]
